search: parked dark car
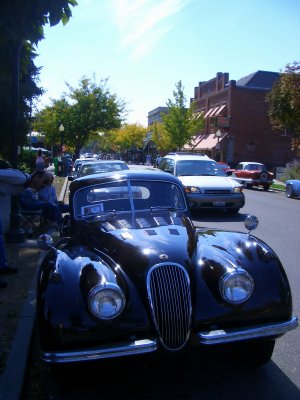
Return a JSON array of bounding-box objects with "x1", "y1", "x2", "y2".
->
[{"x1": 36, "y1": 169, "x2": 297, "y2": 370}]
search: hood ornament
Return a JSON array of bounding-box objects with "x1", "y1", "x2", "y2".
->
[{"x1": 159, "y1": 253, "x2": 169, "y2": 260}]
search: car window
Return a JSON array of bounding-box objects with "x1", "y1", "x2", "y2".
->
[
  {"x1": 160, "y1": 158, "x2": 174, "y2": 173},
  {"x1": 73, "y1": 179, "x2": 187, "y2": 219},
  {"x1": 249, "y1": 164, "x2": 263, "y2": 171}
]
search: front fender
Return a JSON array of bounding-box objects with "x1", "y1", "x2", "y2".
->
[
  {"x1": 36, "y1": 245, "x2": 150, "y2": 352},
  {"x1": 191, "y1": 229, "x2": 292, "y2": 329}
]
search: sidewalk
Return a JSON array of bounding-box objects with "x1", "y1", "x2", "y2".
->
[
  {"x1": 0, "y1": 177, "x2": 69, "y2": 399},
  {"x1": 0, "y1": 246, "x2": 44, "y2": 400}
]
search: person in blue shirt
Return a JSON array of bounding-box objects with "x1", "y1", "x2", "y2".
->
[
  {"x1": 20, "y1": 187, "x2": 63, "y2": 228},
  {"x1": 37, "y1": 173, "x2": 69, "y2": 214},
  {"x1": 0, "y1": 167, "x2": 52, "y2": 287}
]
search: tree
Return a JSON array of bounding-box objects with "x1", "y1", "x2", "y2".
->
[
  {"x1": 0, "y1": 0, "x2": 77, "y2": 162},
  {"x1": 33, "y1": 76, "x2": 126, "y2": 158},
  {"x1": 161, "y1": 81, "x2": 205, "y2": 151},
  {"x1": 0, "y1": 41, "x2": 43, "y2": 159},
  {"x1": 150, "y1": 121, "x2": 172, "y2": 155},
  {"x1": 113, "y1": 123, "x2": 147, "y2": 154},
  {"x1": 266, "y1": 61, "x2": 300, "y2": 138}
]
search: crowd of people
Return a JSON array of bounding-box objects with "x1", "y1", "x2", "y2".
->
[{"x1": 0, "y1": 155, "x2": 69, "y2": 288}]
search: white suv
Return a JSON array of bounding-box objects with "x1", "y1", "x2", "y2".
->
[{"x1": 158, "y1": 153, "x2": 245, "y2": 214}]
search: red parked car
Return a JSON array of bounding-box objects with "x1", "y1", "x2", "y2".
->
[{"x1": 227, "y1": 162, "x2": 274, "y2": 191}]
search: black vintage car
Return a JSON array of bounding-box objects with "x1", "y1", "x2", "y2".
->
[{"x1": 36, "y1": 169, "x2": 297, "y2": 367}]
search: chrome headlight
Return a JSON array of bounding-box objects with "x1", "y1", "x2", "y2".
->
[
  {"x1": 220, "y1": 270, "x2": 254, "y2": 304},
  {"x1": 88, "y1": 284, "x2": 126, "y2": 320}
]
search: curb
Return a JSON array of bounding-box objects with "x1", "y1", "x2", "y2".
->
[{"x1": 58, "y1": 176, "x2": 69, "y2": 203}]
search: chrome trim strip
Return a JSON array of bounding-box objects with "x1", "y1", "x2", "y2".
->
[
  {"x1": 197, "y1": 316, "x2": 298, "y2": 345},
  {"x1": 43, "y1": 339, "x2": 158, "y2": 364}
]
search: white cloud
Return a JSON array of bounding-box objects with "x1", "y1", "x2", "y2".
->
[{"x1": 110, "y1": 0, "x2": 189, "y2": 59}]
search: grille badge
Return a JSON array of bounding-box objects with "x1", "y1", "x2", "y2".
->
[{"x1": 159, "y1": 254, "x2": 168, "y2": 260}]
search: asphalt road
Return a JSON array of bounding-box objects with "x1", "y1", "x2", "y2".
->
[{"x1": 23, "y1": 185, "x2": 300, "y2": 400}]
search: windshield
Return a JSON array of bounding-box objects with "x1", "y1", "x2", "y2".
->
[
  {"x1": 175, "y1": 160, "x2": 227, "y2": 177},
  {"x1": 73, "y1": 179, "x2": 187, "y2": 220}
]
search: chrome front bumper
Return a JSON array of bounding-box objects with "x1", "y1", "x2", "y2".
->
[
  {"x1": 197, "y1": 316, "x2": 298, "y2": 344},
  {"x1": 43, "y1": 316, "x2": 298, "y2": 363}
]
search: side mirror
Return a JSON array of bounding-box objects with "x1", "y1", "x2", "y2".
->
[
  {"x1": 244, "y1": 215, "x2": 259, "y2": 235},
  {"x1": 37, "y1": 234, "x2": 54, "y2": 250}
]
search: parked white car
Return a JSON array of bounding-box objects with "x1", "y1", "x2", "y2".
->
[{"x1": 158, "y1": 153, "x2": 245, "y2": 214}]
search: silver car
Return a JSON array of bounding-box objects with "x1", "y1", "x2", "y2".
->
[
  {"x1": 158, "y1": 153, "x2": 245, "y2": 214},
  {"x1": 77, "y1": 160, "x2": 129, "y2": 178}
]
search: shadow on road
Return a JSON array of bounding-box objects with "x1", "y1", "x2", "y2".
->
[{"x1": 28, "y1": 346, "x2": 300, "y2": 400}]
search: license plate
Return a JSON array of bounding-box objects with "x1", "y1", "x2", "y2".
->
[{"x1": 213, "y1": 201, "x2": 225, "y2": 207}]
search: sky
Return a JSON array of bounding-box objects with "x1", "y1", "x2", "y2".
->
[{"x1": 35, "y1": 0, "x2": 300, "y2": 127}]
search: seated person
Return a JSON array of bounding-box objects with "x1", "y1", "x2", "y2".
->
[
  {"x1": 20, "y1": 187, "x2": 63, "y2": 228},
  {"x1": 37, "y1": 173, "x2": 69, "y2": 214}
]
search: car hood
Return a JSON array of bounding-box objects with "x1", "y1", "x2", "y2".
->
[
  {"x1": 177, "y1": 175, "x2": 239, "y2": 188},
  {"x1": 77, "y1": 215, "x2": 196, "y2": 276}
]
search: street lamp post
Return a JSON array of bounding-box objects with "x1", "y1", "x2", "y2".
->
[
  {"x1": 215, "y1": 129, "x2": 222, "y2": 161},
  {"x1": 59, "y1": 124, "x2": 65, "y2": 176},
  {"x1": 59, "y1": 124, "x2": 65, "y2": 151}
]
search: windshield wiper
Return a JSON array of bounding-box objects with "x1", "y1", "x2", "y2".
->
[{"x1": 150, "y1": 206, "x2": 179, "y2": 212}]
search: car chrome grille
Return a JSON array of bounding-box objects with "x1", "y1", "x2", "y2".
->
[
  {"x1": 203, "y1": 189, "x2": 231, "y2": 194},
  {"x1": 147, "y1": 263, "x2": 192, "y2": 351}
]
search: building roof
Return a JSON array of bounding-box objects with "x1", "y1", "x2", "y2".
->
[{"x1": 236, "y1": 70, "x2": 280, "y2": 89}]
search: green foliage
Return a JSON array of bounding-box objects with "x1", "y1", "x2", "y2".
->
[
  {"x1": 113, "y1": 123, "x2": 147, "y2": 153},
  {"x1": 18, "y1": 149, "x2": 37, "y2": 172},
  {"x1": 33, "y1": 76, "x2": 126, "y2": 158},
  {"x1": 0, "y1": 41, "x2": 43, "y2": 159},
  {"x1": 0, "y1": 0, "x2": 77, "y2": 45},
  {"x1": 266, "y1": 61, "x2": 300, "y2": 137},
  {"x1": 161, "y1": 81, "x2": 205, "y2": 151},
  {"x1": 0, "y1": 0, "x2": 77, "y2": 162},
  {"x1": 150, "y1": 121, "x2": 172, "y2": 154},
  {"x1": 282, "y1": 164, "x2": 300, "y2": 181}
]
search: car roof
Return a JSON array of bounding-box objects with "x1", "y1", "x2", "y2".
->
[
  {"x1": 70, "y1": 168, "x2": 183, "y2": 192},
  {"x1": 164, "y1": 153, "x2": 214, "y2": 161},
  {"x1": 75, "y1": 157, "x2": 95, "y2": 162},
  {"x1": 82, "y1": 160, "x2": 127, "y2": 165},
  {"x1": 239, "y1": 161, "x2": 264, "y2": 165},
  {"x1": 74, "y1": 158, "x2": 96, "y2": 164}
]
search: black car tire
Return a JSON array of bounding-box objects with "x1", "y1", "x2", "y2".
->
[
  {"x1": 286, "y1": 184, "x2": 294, "y2": 198},
  {"x1": 263, "y1": 185, "x2": 270, "y2": 191},
  {"x1": 246, "y1": 183, "x2": 253, "y2": 189},
  {"x1": 237, "y1": 339, "x2": 275, "y2": 366}
]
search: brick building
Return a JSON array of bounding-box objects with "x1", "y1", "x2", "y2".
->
[{"x1": 186, "y1": 71, "x2": 294, "y2": 169}]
